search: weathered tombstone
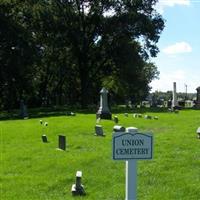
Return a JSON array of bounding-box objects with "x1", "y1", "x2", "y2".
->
[
  {"x1": 196, "y1": 127, "x2": 200, "y2": 139},
  {"x1": 66, "y1": 112, "x2": 76, "y2": 116},
  {"x1": 41, "y1": 134, "x2": 48, "y2": 143},
  {"x1": 144, "y1": 115, "x2": 152, "y2": 119},
  {"x1": 96, "y1": 88, "x2": 112, "y2": 119},
  {"x1": 124, "y1": 113, "x2": 128, "y2": 117},
  {"x1": 172, "y1": 82, "x2": 179, "y2": 110},
  {"x1": 20, "y1": 100, "x2": 28, "y2": 119},
  {"x1": 58, "y1": 135, "x2": 66, "y2": 150},
  {"x1": 95, "y1": 125, "x2": 104, "y2": 136},
  {"x1": 113, "y1": 125, "x2": 125, "y2": 132},
  {"x1": 195, "y1": 87, "x2": 200, "y2": 108},
  {"x1": 113, "y1": 116, "x2": 119, "y2": 124},
  {"x1": 71, "y1": 171, "x2": 86, "y2": 196},
  {"x1": 133, "y1": 113, "x2": 138, "y2": 118}
]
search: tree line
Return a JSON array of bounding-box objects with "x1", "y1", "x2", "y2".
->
[{"x1": 0, "y1": 0, "x2": 164, "y2": 110}]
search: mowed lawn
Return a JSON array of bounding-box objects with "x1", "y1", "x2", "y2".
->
[{"x1": 1, "y1": 109, "x2": 200, "y2": 200}]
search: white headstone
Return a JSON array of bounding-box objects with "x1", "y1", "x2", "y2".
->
[{"x1": 172, "y1": 82, "x2": 178, "y2": 109}]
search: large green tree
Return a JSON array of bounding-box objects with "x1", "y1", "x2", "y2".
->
[{"x1": 0, "y1": 0, "x2": 164, "y2": 109}]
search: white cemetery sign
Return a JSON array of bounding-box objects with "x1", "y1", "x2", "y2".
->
[
  {"x1": 113, "y1": 132, "x2": 153, "y2": 160},
  {"x1": 112, "y1": 130, "x2": 153, "y2": 200}
]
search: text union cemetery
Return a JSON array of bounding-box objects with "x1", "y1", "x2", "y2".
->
[{"x1": 1, "y1": 91, "x2": 200, "y2": 200}]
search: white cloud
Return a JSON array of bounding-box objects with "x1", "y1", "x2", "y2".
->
[
  {"x1": 162, "y1": 42, "x2": 192, "y2": 54},
  {"x1": 150, "y1": 69, "x2": 199, "y2": 93},
  {"x1": 155, "y1": 0, "x2": 190, "y2": 13}
]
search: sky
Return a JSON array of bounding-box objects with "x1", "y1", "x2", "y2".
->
[{"x1": 150, "y1": 0, "x2": 200, "y2": 93}]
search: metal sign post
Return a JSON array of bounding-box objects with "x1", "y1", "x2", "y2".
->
[{"x1": 126, "y1": 160, "x2": 137, "y2": 200}]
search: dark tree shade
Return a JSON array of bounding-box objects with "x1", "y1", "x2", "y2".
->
[{"x1": 0, "y1": 0, "x2": 164, "y2": 110}]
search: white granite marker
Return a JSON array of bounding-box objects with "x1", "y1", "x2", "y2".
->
[
  {"x1": 172, "y1": 82, "x2": 178, "y2": 109},
  {"x1": 113, "y1": 127, "x2": 153, "y2": 200}
]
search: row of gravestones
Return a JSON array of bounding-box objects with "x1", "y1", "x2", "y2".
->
[{"x1": 111, "y1": 113, "x2": 159, "y2": 123}]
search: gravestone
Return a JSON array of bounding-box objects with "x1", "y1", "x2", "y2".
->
[
  {"x1": 71, "y1": 171, "x2": 86, "y2": 196},
  {"x1": 133, "y1": 113, "x2": 138, "y2": 118},
  {"x1": 113, "y1": 125, "x2": 125, "y2": 132},
  {"x1": 58, "y1": 135, "x2": 66, "y2": 150},
  {"x1": 20, "y1": 100, "x2": 28, "y2": 118},
  {"x1": 41, "y1": 135, "x2": 48, "y2": 143},
  {"x1": 172, "y1": 82, "x2": 179, "y2": 110},
  {"x1": 144, "y1": 115, "x2": 152, "y2": 119},
  {"x1": 95, "y1": 125, "x2": 104, "y2": 136},
  {"x1": 195, "y1": 87, "x2": 200, "y2": 108},
  {"x1": 113, "y1": 116, "x2": 119, "y2": 124},
  {"x1": 96, "y1": 88, "x2": 112, "y2": 119},
  {"x1": 124, "y1": 113, "x2": 128, "y2": 117},
  {"x1": 66, "y1": 112, "x2": 76, "y2": 116}
]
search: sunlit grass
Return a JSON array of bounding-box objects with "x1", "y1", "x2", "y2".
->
[{"x1": 1, "y1": 109, "x2": 200, "y2": 200}]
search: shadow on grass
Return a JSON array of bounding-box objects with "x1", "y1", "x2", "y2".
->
[{"x1": 0, "y1": 106, "x2": 196, "y2": 121}]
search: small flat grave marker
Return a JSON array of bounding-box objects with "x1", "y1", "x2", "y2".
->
[
  {"x1": 113, "y1": 125, "x2": 125, "y2": 132},
  {"x1": 58, "y1": 135, "x2": 66, "y2": 150}
]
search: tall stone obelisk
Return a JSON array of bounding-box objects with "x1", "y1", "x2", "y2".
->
[
  {"x1": 172, "y1": 82, "x2": 178, "y2": 109},
  {"x1": 96, "y1": 88, "x2": 112, "y2": 119},
  {"x1": 195, "y1": 86, "x2": 200, "y2": 108}
]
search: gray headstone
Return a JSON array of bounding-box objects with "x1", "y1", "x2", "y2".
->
[
  {"x1": 95, "y1": 125, "x2": 104, "y2": 136},
  {"x1": 96, "y1": 88, "x2": 112, "y2": 119},
  {"x1": 58, "y1": 135, "x2": 66, "y2": 150}
]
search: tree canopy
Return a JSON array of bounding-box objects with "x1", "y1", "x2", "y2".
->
[{"x1": 0, "y1": 0, "x2": 164, "y2": 109}]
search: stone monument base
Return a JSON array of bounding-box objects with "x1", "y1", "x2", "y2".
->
[{"x1": 96, "y1": 112, "x2": 112, "y2": 120}]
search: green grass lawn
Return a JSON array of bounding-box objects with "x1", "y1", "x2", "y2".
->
[{"x1": 1, "y1": 109, "x2": 200, "y2": 200}]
